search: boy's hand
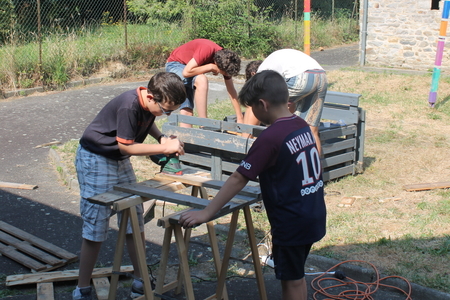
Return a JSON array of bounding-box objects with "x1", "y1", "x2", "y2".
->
[
  {"x1": 163, "y1": 137, "x2": 185, "y2": 156},
  {"x1": 179, "y1": 209, "x2": 211, "y2": 228},
  {"x1": 210, "y1": 64, "x2": 220, "y2": 76}
]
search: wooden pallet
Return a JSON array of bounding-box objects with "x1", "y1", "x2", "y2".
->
[
  {"x1": 7, "y1": 266, "x2": 133, "y2": 300},
  {"x1": 0, "y1": 221, "x2": 78, "y2": 272}
]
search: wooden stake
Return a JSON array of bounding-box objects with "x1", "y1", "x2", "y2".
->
[
  {"x1": 0, "y1": 181, "x2": 38, "y2": 190},
  {"x1": 403, "y1": 181, "x2": 450, "y2": 192}
]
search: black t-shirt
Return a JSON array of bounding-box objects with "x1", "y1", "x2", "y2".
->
[
  {"x1": 237, "y1": 115, "x2": 326, "y2": 246},
  {"x1": 80, "y1": 87, "x2": 155, "y2": 160}
]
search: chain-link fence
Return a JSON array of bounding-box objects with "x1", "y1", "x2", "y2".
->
[{"x1": 0, "y1": 0, "x2": 358, "y2": 92}]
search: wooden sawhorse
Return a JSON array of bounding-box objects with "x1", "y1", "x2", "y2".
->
[{"x1": 88, "y1": 172, "x2": 267, "y2": 300}]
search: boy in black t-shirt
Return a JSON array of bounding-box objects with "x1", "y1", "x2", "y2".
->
[
  {"x1": 73, "y1": 72, "x2": 186, "y2": 300},
  {"x1": 179, "y1": 70, "x2": 326, "y2": 300}
]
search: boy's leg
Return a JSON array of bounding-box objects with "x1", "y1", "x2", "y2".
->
[
  {"x1": 281, "y1": 278, "x2": 307, "y2": 300},
  {"x1": 272, "y1": 244, "x2": 312, "y2": 300},
  {"x1": 243, "y1": 106, "x2": 260, "y2": 126},
  {"x1": 77, "y1": 239, "x2": 103, "y2": 287},
  {"x1": 166, "y1": 61, "x2": 196, "y2": 128},
  {"x1": 192, "y1": 73, "x2": 209, "y2": 119}
]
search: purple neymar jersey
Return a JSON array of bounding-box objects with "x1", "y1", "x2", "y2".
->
[{"x1": 237, "y1": 115, "x2": 326, "y2": 246}]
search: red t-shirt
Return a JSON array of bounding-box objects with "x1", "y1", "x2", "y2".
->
[{"x1": 167, "y1": 39, "x2": 223, "y2": 66}]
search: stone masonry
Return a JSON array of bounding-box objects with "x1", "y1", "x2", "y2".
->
[{"x1": 360, "y1": 0, "x2": 450, "y2": 70}]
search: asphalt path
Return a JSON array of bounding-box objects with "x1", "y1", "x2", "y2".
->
[{"x1": 0, "y1": 44, "x2": 423, "y2": 299}]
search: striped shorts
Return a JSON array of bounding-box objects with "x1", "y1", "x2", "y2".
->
[
  {"x1": 286, "y1": 69, "x2": 328, "y2": 127},
  {"x1": 75, "y1": 145, "x2": 144, "y2": 242}
]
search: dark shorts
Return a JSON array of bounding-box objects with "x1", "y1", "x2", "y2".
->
[{"x1": 272, "y1": 244, "x2": 312, "y2": 281}]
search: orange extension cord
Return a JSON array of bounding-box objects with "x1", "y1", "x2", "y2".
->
[{"x1": 310, "y1": 260, "x2": 413, "y2": 300}]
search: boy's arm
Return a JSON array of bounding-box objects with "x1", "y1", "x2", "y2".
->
[
  {"x1": 224, "y1": 78, "x2": 243, "y2": 123},
  {"x1": 178, "y1": 171, "x2": 250, "y2": 228},
  {"x1": 118, "y1": 123, "x2": 184, "y2": 156},
  {"x1": 182, "y1": 58, "x2": 220, "y2": 78}
]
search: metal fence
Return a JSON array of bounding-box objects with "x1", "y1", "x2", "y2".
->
[{"x1": 0, "y1": 0, "x2": 358, "y2": 92}]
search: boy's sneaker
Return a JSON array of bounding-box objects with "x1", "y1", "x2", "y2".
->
[
  {"x1": 72, "y1": 286, "x2": 92, "y2": 300},
  {"x1": 130, "y1": 282, "x2": 144, "y2": 299},
  {"x1": 130, "y1": 278, "x2": 156, "y2": 299}
]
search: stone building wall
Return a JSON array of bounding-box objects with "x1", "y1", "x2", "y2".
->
[{"x1": 361, "y1": 0, "x2": 448, "y2": 70}]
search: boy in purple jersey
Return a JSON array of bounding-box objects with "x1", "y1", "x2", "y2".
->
[
  {"x1": 178, "y1": 70, "x2": 326, "y2": 300},
  {"x1": 73, "y1": 72, "x2": 186, "y2": 300}
]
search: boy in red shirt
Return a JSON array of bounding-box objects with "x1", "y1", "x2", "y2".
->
[{"x1": 166, "y1": 39, "x2": 243, "y2": 126}]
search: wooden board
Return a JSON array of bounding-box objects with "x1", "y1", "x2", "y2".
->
[
  {"x1": 403, "y1": 181, "x2": 450, "y2": 191},
  {"x1": 88, "y1": 178, "x2": 187, "y2": 206},
  {"x1": 0, "y1": 221, "x2": 78, "y2": 272},
  {"x1": 37, "y1": 282, "x2": 54, "y2": 300},
  {"x1": 93, "y1": 277, "x2": 110, "y2": 300},
  {"x1": 0, "y1": 181, "x2": 38, "y2": 190},
  {"x1": 154, "y1": 173, "x2": 261, "y2": 198},
  {"x1": 7, "y1": 266, "x2": 133, "y2": 286},
  {"x1": 113, "y1": 183, "x2": 224, "y2": 210}
]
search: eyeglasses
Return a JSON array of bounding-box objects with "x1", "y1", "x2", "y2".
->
[{"x1": 156, "y1": 101, "x2": 174, "y2": 115}]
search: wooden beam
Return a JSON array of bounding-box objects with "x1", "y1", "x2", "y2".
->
[
  {"x1": 403, "y1": 181, "x2": 450, "y2": 192},
  {"x1": 113, "y1": 183, "x2": 223, "y2": 209},
  {"x1": 6, "y1": 266, "x2": 134, "y2": 286},
  {"x1": 37, "y1": 282, "x2": 54, "y2": 300},
  {"x1": 0, "y1": 181, "x2": 38, "y2": 190}
]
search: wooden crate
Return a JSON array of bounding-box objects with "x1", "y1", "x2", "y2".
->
[{"x1": 162, "y1": 91, "x2": 365, "y2": 182}]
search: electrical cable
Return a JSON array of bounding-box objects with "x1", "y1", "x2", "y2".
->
[{"x1": 310, "y1": 260, "x2": 413, "y2": 300}]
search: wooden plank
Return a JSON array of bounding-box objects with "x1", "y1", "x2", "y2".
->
[
  {"x1": 0, "y1": 243, "x2": 47, "y2": 271},
  {"x1": 319, "y1": 125, "x2": 357, "y2": 141},
  {"x1": 403, "y1": 181, "x2": 450, "y2": 191},
  {"x1": 93, "y1": 277, "x2": 110, "y2": 300},
  {"x1": 37, "y1": 282, "x2": 54, "y2": 300},
  {"x1": 162, "y1": 125, "x2": 253, "y2": 154},
  {"x1": 323, "y1": 165, "x2": 355, "y2": 182},
  {"x1": 0, "y1": 221, "x2": 77, "y2": 262},
  {"x1": 325, "y1": 91, "x2": 361, "y2": 106},
  {"x1": 153, "y1": 173, "x2": 261, "y2": 198},
  {"x1": 322, "y1": 138, "x2": 355, "y2": 155},
  {"x1": 0, "y1": 181, "x2": 38, "y2": 190},
  {"x1": 113, "y1": 183, "x2": 222, "y2": 210},
  {"x1": 321, "y1": 106, "x2": 359, "y2": 125},
  {"x1": 88, "y1": 179, "x2": 185, "y2": 205},
  {"x1": 0, "y1": 231, "x2": 64, "y2": 266},
  {"x1": 157, "y1": 208, "x2": 192, "y2": 228},
  {"x1": 322, "y1": 152, "x2": 355, "y2": 169},
  {"x1": 6, "y1": 266, "x2": 134, "y2": 286}
]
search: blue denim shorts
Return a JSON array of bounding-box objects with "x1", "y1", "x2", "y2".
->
[
  {"x1": 166, "y1": 61, "x2": 196, "y2": 110},
  {"x1": 286, "y1": 69, "x2": 328, "y2": 127},
  {"x1": 75, "y1": 145, "x2": 144, "y2": 242}
]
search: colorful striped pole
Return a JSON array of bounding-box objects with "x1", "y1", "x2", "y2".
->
[
  {"x1": 429, "y1": 0, "x2": 450, "y2": 108},
  {"x1": 304, "y1": 0, "x2": 311, "y2": 55}
]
